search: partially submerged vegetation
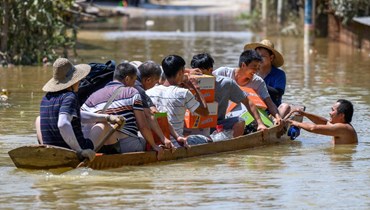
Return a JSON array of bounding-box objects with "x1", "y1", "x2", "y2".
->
[
  {"x1": 1, "y1": 0, "x2": 369, "y2": 65},
  {"x1": 0, "y1": 0, "x2": 80, "y2": 66},
  {"x1": 330, "y1": 0, "x2": 370, "y2": 24},
  {"x1": 238, "y1": 0, "x2": 370, "y2": 36}
]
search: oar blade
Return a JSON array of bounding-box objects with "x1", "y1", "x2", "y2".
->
[{"x1": 8, "y1": 145, "x2": 80, "y2": 169}]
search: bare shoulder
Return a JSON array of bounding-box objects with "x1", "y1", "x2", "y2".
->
[{"x1": 333, "y1": 123, "x2": 358, "y2": 144}]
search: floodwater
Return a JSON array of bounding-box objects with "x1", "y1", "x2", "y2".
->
[{"x1": 1, "y1": 12, "x2": 370, "y2": 209}]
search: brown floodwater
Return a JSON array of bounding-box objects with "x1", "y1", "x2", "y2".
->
[{"x1": 1, "y1": 13, "x2": 370, "y2": 209}]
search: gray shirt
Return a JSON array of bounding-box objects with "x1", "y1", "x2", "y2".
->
[
  {"x1": 213, "y1": 67, "x2": 270, "y2": 100},
  {"x1": 215, "y1": 76, "x2": 247, "y2": 121}
]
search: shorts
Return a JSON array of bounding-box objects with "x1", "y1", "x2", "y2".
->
[
  {"x1": 186, "y1": 135, "x2": 210, "y2": 145},
  {"x1": 98, "y1": 141, "x2": 121, "y2": 154},
  {"x1": 119, "y1": 136, "x2": 146, "y2": 153}
]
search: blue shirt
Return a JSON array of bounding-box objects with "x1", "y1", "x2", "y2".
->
[
  {"x1": 40, "y1": 90, "x2": 93, "y2": 149},
  {"x1": 263, "y1": 66, "x2": 286, "y2": 106}
]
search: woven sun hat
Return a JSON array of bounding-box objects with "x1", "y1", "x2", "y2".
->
[
  {"x1": 42, "y1": 58, "x2": 91, "y2": 92},
  {"x1": 243, "y1": 39, "x2": 284, "y2": 67}
]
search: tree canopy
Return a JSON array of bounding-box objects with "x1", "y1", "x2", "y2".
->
[
  {"x1": 330, "y1": 0, "x2": 370, "y2": 24},
  {"x1": 0, "y1": 0, "x2": 77, "y2": 65}
]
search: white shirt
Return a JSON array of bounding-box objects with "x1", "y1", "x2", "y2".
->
[{"x1": 146, "y1": 85, "x2": 199, "y2": 137}]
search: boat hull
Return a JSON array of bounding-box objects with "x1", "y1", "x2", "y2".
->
[
  {"x1": 8, "y1": 125, "x2": 289, "y2": 170},
  {"x1": 90, "y1": 125, "x2": 288, "y2": 169}
]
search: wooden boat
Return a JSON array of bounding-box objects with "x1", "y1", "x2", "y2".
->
[{"x1": 8, "y1": 124, "x2": 290, "y2": 170}]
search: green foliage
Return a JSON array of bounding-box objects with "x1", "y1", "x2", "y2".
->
[
  {"x1": 330, "y1": 0, "x2": 370, "y2": 24},
  {"x1": 0, "y1": 0, "x2": 77, "y2": 65},
  {"x1": 238, "y1": 7, "x2": 263, "y2": 31}
]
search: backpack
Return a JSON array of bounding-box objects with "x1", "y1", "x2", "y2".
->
[{"x1": 78, "y1": 60, "x2": 116, "y2": 105}]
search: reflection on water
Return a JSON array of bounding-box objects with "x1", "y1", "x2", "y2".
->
[
  {"x1": 1, "y1": 14, "x2": 370, "y2": 209},
  {"x1": 104, "y1": 31, "x2": 253, "y2": 40}
]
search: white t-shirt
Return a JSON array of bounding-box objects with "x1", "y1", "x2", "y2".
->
[
  {"x1": 146, "y1": 85, "x2": 200, "y2": 137},
  {"x1": 213, "y1": 67, "x2": 270, "y2": 100}
]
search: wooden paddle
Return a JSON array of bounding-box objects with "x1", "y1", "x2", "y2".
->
[
  {"x1": 76, "y1": 86, "x2": 126, "y2": 167},
  {"x1": 8, "y1": 145, "x2": 81, "y2": 169},
  {"x1": 76, "y1": 121, "x2": 124, "y2": 168}
]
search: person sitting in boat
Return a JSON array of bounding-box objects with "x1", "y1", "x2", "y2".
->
[
  {"x1": 81, "y1": 62, "x2": 164, "y2": 159},
  {"x1": 287, "y1": 99, "x2": 358, "y2": 144},
  {"x1": 146, "y1": 55, "x2": 212, "y2": 148},
  {"x1": 244, "y1": 39, "x2": 291, "y2": 118},
  {"x1": 130, "y1": 60, "x2": 175, "y2": 150},
  {"x1": 38, "y1": 58, "x2": 124, "y2": 161},
  {"x1": 212, "y1": 50, "x2": 283, "y2": 126},
  {"x1": 190, "y1": 53, "x2": 267, "y2": 138}
]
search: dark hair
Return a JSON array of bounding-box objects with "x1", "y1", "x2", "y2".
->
[
  {"x1": 113, "y1": 62, "x2": 137, "y2": 81},
  {"x1": 161, "y1": 55, "x2": 185, "y2": 78},
  {"x1": 337, "y1": 99, "x2": 354, "y2": 123},
  {"x1": 238, "y1": 50, "x2": 262, "y2": 68},
  {"x1": 138, "y1": 61, "x2": 162, "y2": 79},
  {"x1": 190, "y1": 53, "x2": 214, "y2": 70}
]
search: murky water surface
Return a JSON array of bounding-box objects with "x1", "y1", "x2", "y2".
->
[{"x1": 1, "y1": 14, "x2": 370, "y2": 209}]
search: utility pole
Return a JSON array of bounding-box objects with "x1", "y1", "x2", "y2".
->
[
  {"x1": 277, "y1": 0, "x2": 283, "y2": 24},
  {"x1": 304, "y1": 0, "x2": 315, "y2": 46},
  {"x1": 262, "y1": 0, "x2": 267, "y2": 22},
  {"x1": 304, "y1": 0, "x2": 316, "y2": 88}
]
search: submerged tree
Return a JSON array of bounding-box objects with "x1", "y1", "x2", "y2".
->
[
  {"x1": 329, "y1": 0, "x2": 370, "y2": 24},
  {"x1": 0, "y1": 0, "x2": 78, "y2": 65}
]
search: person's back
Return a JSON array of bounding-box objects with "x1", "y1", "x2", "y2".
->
[
  {"x1": 82, "y1": 81, "x2": 141, "y2": 137},
  {"x1": 146, "y1": 55, "x2": 205, "y2": 138},
  {"x1": 81, "y1": 62, "x2": 165, "y2": 155},
  {"x1": 147, "y1": 85, "x2": 197, "y2": 135},
  {"x1": 41, "y1": 90, "x2": 90, "y2": 148},
  {"x1": 38, "y1": 58, "x2": 124, "y2": 161},
  {"x1": 130, "y1": 60, "x2": 175, "y2": 150},
  {"x1": 147, "y1": 55, "x2": 210, "y2": 147}
]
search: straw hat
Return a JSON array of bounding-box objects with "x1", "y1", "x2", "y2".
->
[
  {"x1": 42, "y1": 58, "x2": 91, "y2": 92},
  {"x1": 243, "y1": 39, "x2": 284, "y2": 67}
]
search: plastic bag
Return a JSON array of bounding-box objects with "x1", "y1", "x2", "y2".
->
[{"x1": 210, "y1": 125, "x2": 233, "y2": 142}]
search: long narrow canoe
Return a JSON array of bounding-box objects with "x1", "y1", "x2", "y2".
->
[{"x1": 8, "y1": 125, "x2": 290, "y2": 170}]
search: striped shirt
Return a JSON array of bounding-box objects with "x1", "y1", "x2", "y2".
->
[
  {"x1": 134, "y1": 80, "x2": 154, "y2": 109},
  {"x1": 81, "y1": 81, "x2": 143, "y2": 137},
  {"x1": 146, "y1": 85, "x2": 199, "y2": 137},
  {"x1": 40, "y1": 90, "x2": 93, "y2": 149}
]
